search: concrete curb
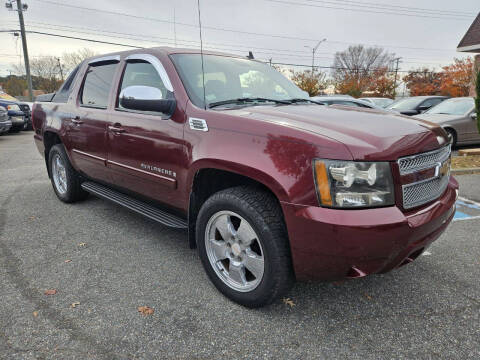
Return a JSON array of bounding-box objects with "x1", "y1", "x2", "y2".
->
[{"x1": 452, "y1": 167, "x2": 480, "y2": 175}]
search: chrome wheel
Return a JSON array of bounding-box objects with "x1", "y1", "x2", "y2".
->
[
  {"x1": 205, "y1": 211, "x2": 265, "y2": 292},
  {"x1": 52, "y1": 153, "x2": 67, "y2": 195}
]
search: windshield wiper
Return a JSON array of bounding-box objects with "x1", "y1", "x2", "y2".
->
[
  {"x1": 208, "y1": 97, "x2": 291, "y2": 108},
  {"x1": 286, "y1": 98, "x2": 324, "y2": 105}
]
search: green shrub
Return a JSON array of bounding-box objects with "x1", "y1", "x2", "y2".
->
[{"x1": 476, "y1": 69, "x2": 480, "y2": 133}]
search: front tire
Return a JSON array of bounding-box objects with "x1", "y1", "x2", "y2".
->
[
  {"x1": 48, "y1": 144, "x2": 88, "y2": 203},
  {"x1": 196, "y1": 186, "x2": 294, "y2": 308}
]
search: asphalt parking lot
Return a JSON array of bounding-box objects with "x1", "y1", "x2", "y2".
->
[{"x1": 1, "y1": 132, "x2": 479, "y2": 360}]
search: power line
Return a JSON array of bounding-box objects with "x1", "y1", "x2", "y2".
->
[
  {"x1": 29, "y1": 0, "x2": 468, "y2": 53},
  {"x1": 296, "y1": 0, "x2": 473, "y2": 17},
  {"x1": 265, "y1": 0, "x2": 473, "y2": 20}
]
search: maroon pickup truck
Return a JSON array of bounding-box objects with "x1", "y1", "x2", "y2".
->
[{"x1": 32, "y1": 48, "x2": 458, "y2": 307}]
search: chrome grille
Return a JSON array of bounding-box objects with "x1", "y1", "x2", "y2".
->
[
  {"x1": 398, "y1": 145, "x2": 451, "y2": 209},
  {"x1": 398, "y1": 145, "x2": 450, "y2": 175}
]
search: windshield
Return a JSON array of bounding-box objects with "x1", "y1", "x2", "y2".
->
[
  {"x1": 369, "y1": 98, "x2": 393, "y2": 107},
  {"x1": 171, "y1": 54, "x2": 308, "y2": 108},
  {"x1": 425, "y1": 98, "x2": 474, "y2": 115},
  {"x1": 387, "y1": 97, "x2": 424, "y2": 111}
]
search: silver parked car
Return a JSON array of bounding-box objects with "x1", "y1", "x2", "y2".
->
[
  {"x1": 415, "y1": 97, "x2": 478, "y2": 146},
  {"x1": 359, "y1": 97, "x2": 394, "y2": 108},
  {"x1": 0, "y1": 106, "x2": 12, "y2": 134}
]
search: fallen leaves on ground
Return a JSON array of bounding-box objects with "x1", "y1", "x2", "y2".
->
[
  {"x1": 70, "y1": 302, "x2": 80, "y2": 308},
  {"x1": 64, "y1": 259, "x2": 72, "y2": 263},
  {"x1": 283, "y1": 298, "x2": 295, "y2": 307},
  {"x1": 44, "y1": 289, "x2": 57, "y2": 296},
  {"x1": 364, "y1": 293, "x2": 373, "y2": 300},
  {"x1": 452, "y1": 155, "x2": 480, "y2": 169},
  {"x1": 77, "y1": 243, "x2": 86, "y2": 247},
  {"x1": 33, "y1": 311, "x2": 39, "y2": 318},
  {"x1": 138, "y1": 306, "x2": 154, "y2": 316}
]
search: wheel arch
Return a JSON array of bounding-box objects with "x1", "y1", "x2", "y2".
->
[
  {"x1": 186, "y1": 161, "x2": 289, "y2": 249},
  {"x1": 43, "y1": 130, "x2": 63, "y2": 177}
]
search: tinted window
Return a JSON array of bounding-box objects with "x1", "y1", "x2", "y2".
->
[
  {"x1": 53, "y1": 64, "x2": 81, "y2": 103},
  {"x1": 81, "y1": 63, "x2": 117, "y2": 108},
  {"x1": 387, "y1": 97, "x2": 424, "y2": 111},
  {"x1": 118, "y1": 61, "x2": 167, "y2": 109},
  {"x1": 421, "y1": 98, "x2": 443, "y2": 108}
]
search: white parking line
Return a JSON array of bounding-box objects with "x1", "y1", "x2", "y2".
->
[{"x1": 453, "y1": 215, "x2": 480, "y2": 222}]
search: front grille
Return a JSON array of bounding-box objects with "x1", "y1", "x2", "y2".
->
[
  {"x1": 398, "y1": 145, "x2": 451, "y2": 209},
  {"x1": 398, "y1": 145, "x2": 450, "y2": 174},
  {"x1": 19, "y1": 104, "x2": 31, "y2": 116}
]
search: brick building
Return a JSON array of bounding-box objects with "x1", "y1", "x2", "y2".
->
[{"x1": 457, "y1": 12, "x2": 480, "y2": 96}]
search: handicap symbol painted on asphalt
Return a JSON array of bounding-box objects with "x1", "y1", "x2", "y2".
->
[{"x1": 453, "y1": 197, "x2": 480, "y2": 221}]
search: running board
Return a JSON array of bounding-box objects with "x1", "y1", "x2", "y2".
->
[{"x1": 81, "y1": 181, "x2": 188, "y2": 229}]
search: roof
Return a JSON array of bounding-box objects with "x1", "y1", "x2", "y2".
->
[
  {"x1": 457, "y1": 12, "x2": 480, "y2": 52},
  {"x1": 87, "y1": 46, "x2": 246, "y2": 62}
]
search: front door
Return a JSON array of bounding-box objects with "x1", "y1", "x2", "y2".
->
[
  {"x1": 106, "y1": 55, "x2": 185, "y2": 209},
  {"x1": 67, "y1": 60, "x2": 119, "y2": 183}
]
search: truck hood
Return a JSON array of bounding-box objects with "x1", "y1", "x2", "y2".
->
[{"x1": 227, "y1": 104, "x2": 447, "y2": 160}]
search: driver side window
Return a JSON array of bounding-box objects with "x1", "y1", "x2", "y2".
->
[{"x1": 118, "y1": 61, "x2": 167, "y2": 109}]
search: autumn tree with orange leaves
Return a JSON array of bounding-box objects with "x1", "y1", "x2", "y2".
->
[
  {"x1": 404, "y1": 58, "x2": 473, "y2": 97},
  {"x1": 440, "y1": 57, "x2": 473, "y2": 97}
]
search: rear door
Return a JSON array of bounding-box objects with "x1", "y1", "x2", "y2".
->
[
  {"x1": 67, "y1": 57, "x2": 119, "y2": 183},
  {"x1": 106, "y1": 54, "x2": 185, "y2": 209}
]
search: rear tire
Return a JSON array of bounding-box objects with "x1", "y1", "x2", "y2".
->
[
  {"x1": 196, "y1": 186, "x2": 294, "y2": 308},
  {"x1": 48, "y1": 144, "x2": 88, "y2": 203}
]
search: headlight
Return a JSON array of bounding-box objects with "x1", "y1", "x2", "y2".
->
[{"x1": 313, "y1": 159, "x2": 394, "y2": 208}]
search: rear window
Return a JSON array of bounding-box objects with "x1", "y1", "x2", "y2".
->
[{"x1": 81, "y1": 63, "x2": 117, "y2": 108}]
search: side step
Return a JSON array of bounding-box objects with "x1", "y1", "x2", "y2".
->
[{"x1": 81, "y1": 181, "x2": 188, "y2": 229}]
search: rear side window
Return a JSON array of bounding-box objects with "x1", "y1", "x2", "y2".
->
[
  {"x1": 53, "y1": 64, "x2": 81, "y2": 103},
  {"x1": 81, "y1": 63, "x2": 117, "y2": 108}
]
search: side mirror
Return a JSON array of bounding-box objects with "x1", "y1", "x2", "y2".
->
[
  {"x1": 471, "y1": 112, "x2": 477, "y2": 120},
  {"x1": 418, "y1": 105, "x2": 430, "y2": 113},
  {"x1": 119, "y1": 85, "x2": 175, "y2": 116}
]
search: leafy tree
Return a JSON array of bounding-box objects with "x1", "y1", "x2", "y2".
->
[
  {"x1": 403, "y1": 68, "x2": 442, "y2": 96},
  {"x1": 440, "y1": 57, "x2": 473, "y2": 97},
  {"x1": 332, "y1": 45, "x2": 395, "y2": 96},
  {"x1": 2, "y1": 76, "x2": 27, "y2": 96},
  {"x1": 290, "y1": 69, "x2": 327, "y2": 96}
]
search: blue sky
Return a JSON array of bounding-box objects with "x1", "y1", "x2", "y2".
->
[{"x1": 0, "y1": 0, "x2": 478, "y2": 76}]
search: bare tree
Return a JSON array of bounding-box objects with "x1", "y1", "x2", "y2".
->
[
  {"x1": 61, "y1": 48, "x2": 97, "y2": 74},
  {"x1": 332, "y1": 45, "x2": 395, "y2": 96}
]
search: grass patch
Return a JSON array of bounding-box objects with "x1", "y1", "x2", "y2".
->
[{"x1": 452, "y1": 155, "x2": 480, "y2": 169}]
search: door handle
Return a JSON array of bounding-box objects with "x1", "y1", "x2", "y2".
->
[
  {"x1": 108, "y1": 125, "x2": 126, "y2": 134},
  {"x1": 70, "y1": 116, "x2": 83, "y2": 125}
]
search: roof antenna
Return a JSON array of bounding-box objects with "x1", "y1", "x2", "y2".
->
[{"x1": 197, "y1": 0, "x2": 206, "y2": 110}]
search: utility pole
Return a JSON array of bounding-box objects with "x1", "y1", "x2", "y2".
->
[
  {"x1": 392, "y1": 57, "x2": 401, "y2": 99},
  {"x1": 305, "y1": 38, "x2": 326, "y2": 73},
  {"x1": 56, "y1": 57, "x2": 64, "y2": 81},
  {"x1": 6, "y1": 0, "x2": 33, "y2": 101}
]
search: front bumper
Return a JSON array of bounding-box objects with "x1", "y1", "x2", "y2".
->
[
  {"x1": 282, "y1": 176, "x2": 458, "y2": 281},
  {"x1": 0, "y1": 120, "x2": 12, "y2": 133},
  {"x1": 10, "y1": 116, "x2": 25, "y2": 127}
]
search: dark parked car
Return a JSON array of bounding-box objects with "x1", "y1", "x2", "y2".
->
[
  {"x1": 386, "y1": 96, "x2": 448, "y2": 116},
  {"x1": 33, "y1": 48, "x2": 457, "y2": 307},
  {"x1": 0, "y1": 99, "x2": 32, "y2": 130},
  {"x1": 0, "y1": 106, "x2": 12, "y2": 134},
  {"x1": 3, "y1": 103, "x2": 26, "y2": 133}
]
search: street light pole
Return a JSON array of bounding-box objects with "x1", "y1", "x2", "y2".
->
[{"x1": 305, "y1": 38, "x2": 327, "y2": 73}]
